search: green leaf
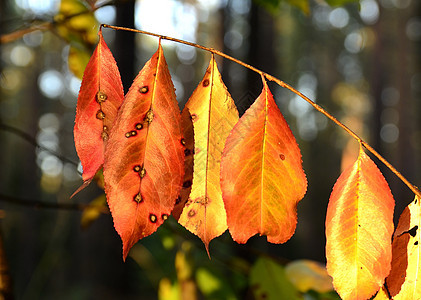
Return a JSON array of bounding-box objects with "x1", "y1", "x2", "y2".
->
[
  {"x1": 249, "y1": 257, "x2": 302, "y2": 300},
  {"x1": 325, "y1": 0, "x2": 359, "y2": 6},
  {"x1": 253, "y1": 0, "x2": 310, "y2": 15},
  {"x1": 196, "y1": 268, "x2": 237, "y2": 300}
]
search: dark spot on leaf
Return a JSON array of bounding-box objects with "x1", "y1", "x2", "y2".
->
[
  {"x1": 180, "y1": 138, "x2": 186, "y2": 146},
  {"x1": 415, "y1": 241, "x2": 419, "y2": 245},
  {"x1": 133, "y1": 165, "x2": 141, "y2": 172},
  {"x1": 175, "y1": 195, "x2": 182, "y2": 204},
  {"x1": 134, "y1": 193, "x2": 143, "y2": 203},
  {"x1": 130, "y1": 130, "x2": 137, "y2": 136},
  {"x1": 103, "y1": 125, "x2": 108, "y2": 131},
  {"x1": 161, "y1": 214, "x2": 168, "y2": 221},
  {"x1": 260, "y1": 292, "x2": 268, "y2": 299},
  {"x1": 184, "y1": 149, "x2": 192, "y2": 156},
  {"x1": 360, "y1": 267, "x2": 363, "y2": 270},
  {"x1": 358, "y1": 224, "x2": 361, "y2": 227},
  {"x1": 409, "y1": 226, "x2": 418, "y2": 237},
  {"x1": 96, "y1": 110, "x2": 105, "y2": 120},
  {"x1": 279, "y1": 154, "x2": 285, "y2": 160},
  {"x1": 139, "y1": 167, "x2": 146, "y2": 178},
  {"x1": 183, "y1": 180, "x2": 192, "y2": 188},
  {"x1": 190, "y1": 114, "x2": 197, "y2": 122},
  {"x1": 96, "y1": 91, "x2": 107, "y2": 103},
  {"x1": 188, "y1": 210, "x2": 196, "y2": 217},
  {"x1": 149, "y1": 214, "x2": 157, "y2": 223},
  {"x1": 125, "y1": 132, "x2": 131, "y2": 138},
  {"x1": 145, "y1": 109, "x2": 154, "y2": 124},
  {"x1": 135, "y1": 123, "x2": 143, "y2": 130},
  {"x1": 101, "y1": 131, "x2": 108, "y2": 141},
  {"x1": 139, "y1": 86, "x2": 149, "y2": 94},
  {"x1": 203, "y1": 79, "x2": 210, "y2": 87}
]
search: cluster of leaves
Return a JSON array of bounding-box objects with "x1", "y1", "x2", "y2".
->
[{"x1": 73, "y1": 28, "x2": 420, "y2": 300}]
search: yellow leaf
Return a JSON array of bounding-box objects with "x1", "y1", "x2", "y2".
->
[
  {"x1": 177, "y1": 55, "x2": 239, "y2": 253},
  {"x1": 326, "y1": 146, "x2": 395, "y2": 300},
  {"x1": 386, "y1": 195, "x2": 421, "y2": 299},
  {"x1": 55, "y1": 0, "x2": 98, "y2": 46},
  {"x1": 80, "y1": 194, "x2": 106, "y2": 229},
  {"x1": 285, "y1": 259, "x2": 334, "y2": 293},
  {"x1": 68, "y1": 46, "x2": 91, "y2": 79}
]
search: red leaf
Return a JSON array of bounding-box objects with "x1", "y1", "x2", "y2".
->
[
  {"x1": 103, "y1": 43, "x2": 184, "y2": 260},
  {"x1": 220, "y1": 77, "x2": 307, "y2": 244},
  {"x1": 385, "y1": 195, "x2": 421, "y2": 299},
  {"x1": 326, "y1": 146, "x2": 395, "y2": 300},
  {"x1": 74, "y1": 29, "x2": 124, "y2": 186}
]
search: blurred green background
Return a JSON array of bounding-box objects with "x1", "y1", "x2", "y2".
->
[{"x1": 0, "y1": 0, "x2": 420, "y2": 298}]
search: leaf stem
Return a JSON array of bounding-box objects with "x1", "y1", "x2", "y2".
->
[{"x1": 102, "y1": 24, "x2": 420, "y2": 198}]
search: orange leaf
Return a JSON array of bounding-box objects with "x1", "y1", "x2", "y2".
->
[
  {"x1": 220, "y1": 77, "x2": 307, "y2": 244},
  {"x1": 385, "y1": 195, "x2": 421, "y2": 299},
  {"x1": 326, "y1": 145, "x2": 395, "y2": 300},
  {"x1": 176, "y1": 55, "x2": 239, "y2": 253},
  {"x1": 103, "y1": 43, "x2": 184, "y2": 260},
  {"x1": 74, "y1": 29, "x2": 124, "y2": 186}
]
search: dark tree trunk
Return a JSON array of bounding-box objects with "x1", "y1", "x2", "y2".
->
[{"x1": 114, "y1": 1, "x2": 136, "y2": 93}]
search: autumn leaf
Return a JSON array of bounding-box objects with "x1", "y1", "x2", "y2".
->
[
  {"x1": 385, "y1": 195, "x2": 421, "y2": 299},
  {"x1": 55, "y1": 0, "x2": 98, "y2": 47},
  {"x1": 73, "y1": 29, "x2": 124, "y2": 190},
  {"x1": 176, "y1": 55, "x2": 239, "y2": 253},
  {"x1": 325, "y1": 145, "x2": 395, "y2": 300},
  {"x1": 103, "y1": 43, "x2": 184, "y2": 260},
  {"x1": 172, "y1": 108, "x2": 194, "y2": 220},
  {"x1": 68, "y1": 45, "x2": 91, "y2": 80},
  {"x1": 220, "y1": 76, "x2": 307, "y2": 244}
]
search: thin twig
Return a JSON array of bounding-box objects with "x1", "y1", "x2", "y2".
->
[
  {"x1": 0, "y1": 1, "x2": 113, "y2": 44},
  {"x1": 102, "y1": 24, "x2": 421, "y2": 198},
  {"x1": 0, "y1": 123, "x2": 79, "y2": 167},
  {"x1": 0, "y1": 193, "x2": 109, "y2": 213}
]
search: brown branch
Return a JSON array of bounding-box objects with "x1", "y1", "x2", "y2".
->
[
  {"x1": 0, "y1": 1, "x2": 113, "y2": 44},
  {"x1": 102, "y1": 24, "x2": 421, "y2": 198},
  {"x1": 0, "y1": 123, "x2": 79, "y2": 167},
  {"x1": 0, "y1": 193, "x2": 109, "y2": 214}
]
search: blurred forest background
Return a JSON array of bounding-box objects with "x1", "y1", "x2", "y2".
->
[{"x1": 0, "y1": 0, "x2": 420, "y2": 299}]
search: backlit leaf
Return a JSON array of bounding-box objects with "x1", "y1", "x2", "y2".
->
[
  {"x1": 326, "y1": 145, "x2": 395, "y2": 300},
  {"x1": 176, "y1": 55, "x2": 239, "y2": 252},
  {"x1": 249, "y1": 257, "x2": 301, "y2": 300},
  {"x1": 103, "y1": 43, "x2": 184, "y2": 260},
  {"x1": 172, "y1": 108, "x2": 194, "y2": 220},
  {"x1": 385, "y1": 195, "x2": 421, "y2": 299},
  {"x1": 220, "y1": 77, "x2": 307, "y2": 244},
  {"x1": 73, "y1": 29, "x2": 124, "y2": 189}
]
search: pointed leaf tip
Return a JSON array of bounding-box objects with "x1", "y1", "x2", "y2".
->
[
  {"x1": 221, "y1": 78, "x2": 307, "y2": 244},
  {"x1": 326, "y1": 146, "x2": 395, "y2": 300},
  {"x1": 104, "y1": 44, "x2": 184, "y2": 259}
]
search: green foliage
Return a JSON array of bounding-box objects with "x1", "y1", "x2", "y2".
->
[
  {"x1": 249, "y1": 257, "x2": 301, "y2": 300},
  {"x1": 324, "y1": 0, "x2": 359, "y2": 6}
]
